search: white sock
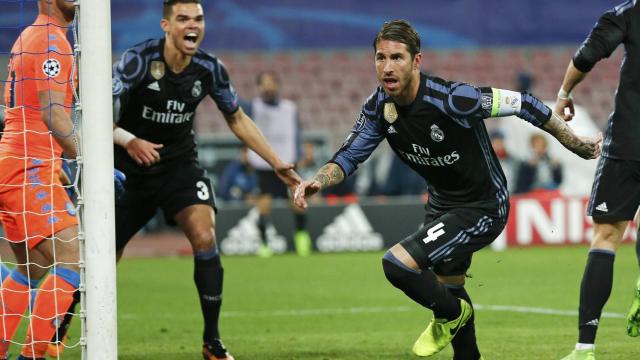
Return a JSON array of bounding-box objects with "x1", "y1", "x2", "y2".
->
[{"x1": 576, "y1": 343, "x2": 595, "y2": 351}]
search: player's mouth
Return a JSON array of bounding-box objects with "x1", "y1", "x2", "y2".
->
[
  {"x1": 183, "y1": 32, "x2": 199, "y2": 50},
  {"x1": 383, "y1": 77, "x2": 399, "y2": 91}
]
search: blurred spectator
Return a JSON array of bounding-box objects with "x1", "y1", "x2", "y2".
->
[
  {"x1": 217, "y1": 147, "x2": 257, "y2": 202},
  {"x1": 489, "y1": 129, "x2": 521, "y2": 194},
  {"x1": 516, "y1": 133, "x2": 563, "y2": 193},
  {"x1": 516, "y1": 71, "x2": 534, "y2": 93},
  {"x1": 246, "y1": 71, "x2": 312, "y2": 257}
]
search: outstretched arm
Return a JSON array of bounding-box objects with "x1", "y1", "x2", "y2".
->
[
  {"x1": 541, "y1": 112, "x2": 602, "y2": 159},
  {"x1": 224, "y1": 107, "x2": 301, "y2": 193},
  {"x1": 294, "y1": 163, "x2": 345, "y2": 209}
]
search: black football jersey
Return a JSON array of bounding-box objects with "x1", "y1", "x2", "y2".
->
[
  {"x1": 331, "y1": 73, "x2": 551, "y2": 218},
  {"x1": 573, "y1": 0, "x2": 640, "y2": 160},
  {"x1": 112, "y1": 38, "x2": 238, "y2": 174}
]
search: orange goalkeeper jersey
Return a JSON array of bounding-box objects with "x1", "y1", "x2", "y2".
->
[{"x1": 1, "y1": 14, "x2": 75, "y2": 159}]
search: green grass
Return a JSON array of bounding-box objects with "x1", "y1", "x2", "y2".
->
[{"x1": 29, "y1": 245, "x2": 640, "y2": 359}]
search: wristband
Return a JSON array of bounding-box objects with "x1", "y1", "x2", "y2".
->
[
  {"x1": 557, "y1": 88, "x2": 573, "y2": 100},
  {"x1": 113, "y1": 127, "x2": 136, "y2": 147}
]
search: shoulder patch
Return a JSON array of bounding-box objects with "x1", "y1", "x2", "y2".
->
[{"x1": 42, "y1": 58, "x2": 61, "y2": 78}]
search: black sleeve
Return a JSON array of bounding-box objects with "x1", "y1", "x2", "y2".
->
[{"x1": 573, "y1": 8, "x2": 627, "y2": 72}]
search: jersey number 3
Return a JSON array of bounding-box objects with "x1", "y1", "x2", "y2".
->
[{"x1": 196, "y1": 180, "x2": 210, "y2": 201}]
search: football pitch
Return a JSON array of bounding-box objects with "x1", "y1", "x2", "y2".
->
[{"x1": 68, "y1": 245, "x2": 640, "y2": 359}]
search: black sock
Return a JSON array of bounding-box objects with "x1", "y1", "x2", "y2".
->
[
  {"x1": 51, "y1": 289, "x2": 81, "y2": 343},
  {"x1": 294, "y1": 212, "x2": 307, "y2": 231},
  {"x1": 257, "y1": 215, "x2": 268, "y2": 245},
  {"x1": 578, "y1": 250, "x2": 615, "y2": 344},
  {"x1": 448, "y1": 285, "x2": 480, "y2": 360},
  {"x1": 194, "y1": 248, "x2": 224, "y2": 344},
  {"x1": 382, "y1": 253, "x2": 460, "y2": 320}
]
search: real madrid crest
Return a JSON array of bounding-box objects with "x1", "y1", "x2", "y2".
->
[
  {"x1": 191, "y1": 80, "x2": 202, "y2": 97},
  {"x1": 384, "y1": 103, "x2": 398, "y2": 123},
  {"x1": 150, "y1": 61, "x2": 165, "y2": 80},
  {"x1": 430, "y1": 124, "x2": 445, "y2": 142}
]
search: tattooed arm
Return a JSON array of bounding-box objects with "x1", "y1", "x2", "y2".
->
[
  {"x1": 294, "y1": 163, "x2": 345, "y2": 209},
  {"x1": 541, "y1": 112, "x2": 602, "y2": 159}
]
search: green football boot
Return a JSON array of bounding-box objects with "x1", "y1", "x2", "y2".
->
[
  {"x1": 560, "y1": 348, "x2": 595, "y2": 360},
  {"x1": 412, "y1": 299, "x2": 473, "y2": 357},
  {"x1": 294, "y1": 230, "x2": 312, "y2": 257},
  {"x1": 626, "y1": 275, "x2": 640, "y2": 337},
  {"x1": 256, "y1": 244, "x2": 273, "y2": 258}
]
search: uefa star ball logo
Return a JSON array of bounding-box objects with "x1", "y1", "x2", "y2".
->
[{"x1": 42, "y1": 58, "x2": 61, "y2": 78}]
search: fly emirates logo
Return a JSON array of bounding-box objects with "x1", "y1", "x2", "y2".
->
[
  {"x1": 142, "y1": 100, "x2": 194, "y2": 124},
  {"x1": 397, "y1": 143, "x2": 460, "y2": 167}
]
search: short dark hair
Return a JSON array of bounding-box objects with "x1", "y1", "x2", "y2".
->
[
  {"x1": 373, "y1": 19, "x2": 421, "y2": 58},
  {"x1": 163, "y1": 0, "x2": 201, "y2": 19},
  {"x1": 256, "y1": 71, "x2": 280, "y2": 86}
]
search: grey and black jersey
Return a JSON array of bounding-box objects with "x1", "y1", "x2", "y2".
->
[
  {"x1": 573, "y1": 0, "x2": 640, "y2": 160},
  {"x1": 112, "y1": 38, "x2": 239, "y2": 174},
  {"x1": 331, "y1": 73, "x2": 552, "y2": 218}
]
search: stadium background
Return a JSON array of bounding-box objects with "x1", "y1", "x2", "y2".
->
[
  {"x1": 0, "y1": 1, "x2": 639, "y2": 359},
  {"x1": 0, "y1": 0, "x2": 636, "y2": 253}
]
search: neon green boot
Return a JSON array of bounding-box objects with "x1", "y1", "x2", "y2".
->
[
  {"x1": 294, "y1": 230, "x2": 312, "y2": 257},
  {"x1": 560, "y1": 348, "x2": 595, "y2": 360},
  {"x1": 412, "y1": 299, "x2": 473, "y2": 357},
  {"x1": 626, "y1": 275, "x2": 640, "y2": 337}
]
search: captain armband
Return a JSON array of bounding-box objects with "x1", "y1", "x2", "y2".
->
[{"x1": 486, "y1": 88, "x2": 522, "y2": 117}]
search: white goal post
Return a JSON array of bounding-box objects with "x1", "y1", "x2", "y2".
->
[{"x1": 78, "y1": 0, "x2": 118, "y2": 358}]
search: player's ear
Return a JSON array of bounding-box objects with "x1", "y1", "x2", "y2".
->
[
  {"x1": 160, "y1": 18, "x2": 170, "y2": 33},
  {"x1": 413, "y1": 52, "x2": 422, "y2": 70}
]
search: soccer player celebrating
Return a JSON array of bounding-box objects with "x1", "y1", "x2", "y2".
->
[
  {"x1": 294, "y1": 20, "x2": 601, "y2": 360},
  {"x1": 1, "y1": 0, "x2": 81, "y2": 358},
  {"x1": 555, "y1": 1, "x2": 640, "y2": 359},
  {"x1": 111, "y1": 1, "x2": 300, "y2": 359}
]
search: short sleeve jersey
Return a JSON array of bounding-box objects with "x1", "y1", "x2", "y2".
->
[
  {"x1": 112, "y1": 38, "x2": 239, "y2": 175},
  {"x1": 573, "y1": 0, "x2": 640, "y2": 160},
  {"x1": 1, "y1": 15, "x2": 75, "y2": 158}
]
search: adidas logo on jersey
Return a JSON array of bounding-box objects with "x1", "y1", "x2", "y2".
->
[
  {"x1": 387, "y1": 125, "x2": 397, "y2": 134},
  {"x1": 316, "y1": 204, "x2": 383, "y2": 252},
  {"x1": 147, "y1": 81, "x2": 160, "y2": 91},
  {"x1": 585, "y1": 318, "x2": 599, "y2": 326},
  {"x1": 595, "y1": 202, "x2": 608, "y2": 212},
  {"x1": 219, "y1": 208, "x2": 287, "y2": 255}
]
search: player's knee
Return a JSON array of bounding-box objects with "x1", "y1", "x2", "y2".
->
[
  {"x1": 190, "y1": 227, "x2": 216, "y2": 252},
  {"x1": 593, "y1": 223, "x2": 625, "y2": 247},
  {"x1": 382, "y1": 250, "x2": 419, "y2": 288}
]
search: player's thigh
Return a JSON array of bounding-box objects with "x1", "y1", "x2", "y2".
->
[
  {"x1": 174, "y1": 204, "x2": 216, "y2": 251},
  {"x1": 588, "y1": 157, "x2": 640, "y2": 222},
  {"x1": 399, "y1": 207, "x2": 504, "y2": 270},
  {"x1": 115, "y1": 177, "x2": 159, "y2": 251},
  {"x1": 160, "y1": 162, "x2": 217, "y2": 224},
  {"x1": 591, "y1": 220, "x2": 629, "y2": 250},
  {"x1": 0, "y1": 159, "x2": 78, "y2": 251}
]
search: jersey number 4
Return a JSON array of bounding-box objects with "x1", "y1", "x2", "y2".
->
[{"x1": 422, "y1": 222, "x2": 445, "y2": 244}]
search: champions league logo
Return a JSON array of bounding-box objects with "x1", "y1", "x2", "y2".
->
[
  {"x1": 430, "y1": 124, "x2": 444, "y2": 142},
  {"x1": 42, "y1": 58, "x2": 61, "y2": 78},
  {"x1": 191, "y1": 80, "x2": 202, "y2": 97}
]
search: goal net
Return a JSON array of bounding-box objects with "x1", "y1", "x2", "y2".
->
[{"x1": 0, "y1": 0, "x2": 116, "y2": 358}]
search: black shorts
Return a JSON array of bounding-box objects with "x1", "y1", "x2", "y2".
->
[
  {"x1": 256, "y1": 170, "x2": 288, "y2": 199},
  {"x1": 115, "y1": 162, "x2": 216, "y2": 251},
  {"x1": 587, "y1": 157, "x2": 640, "y2": 221},
  {"x1": 400, "y1": 205, "x2": 506, "y2": 276}
]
